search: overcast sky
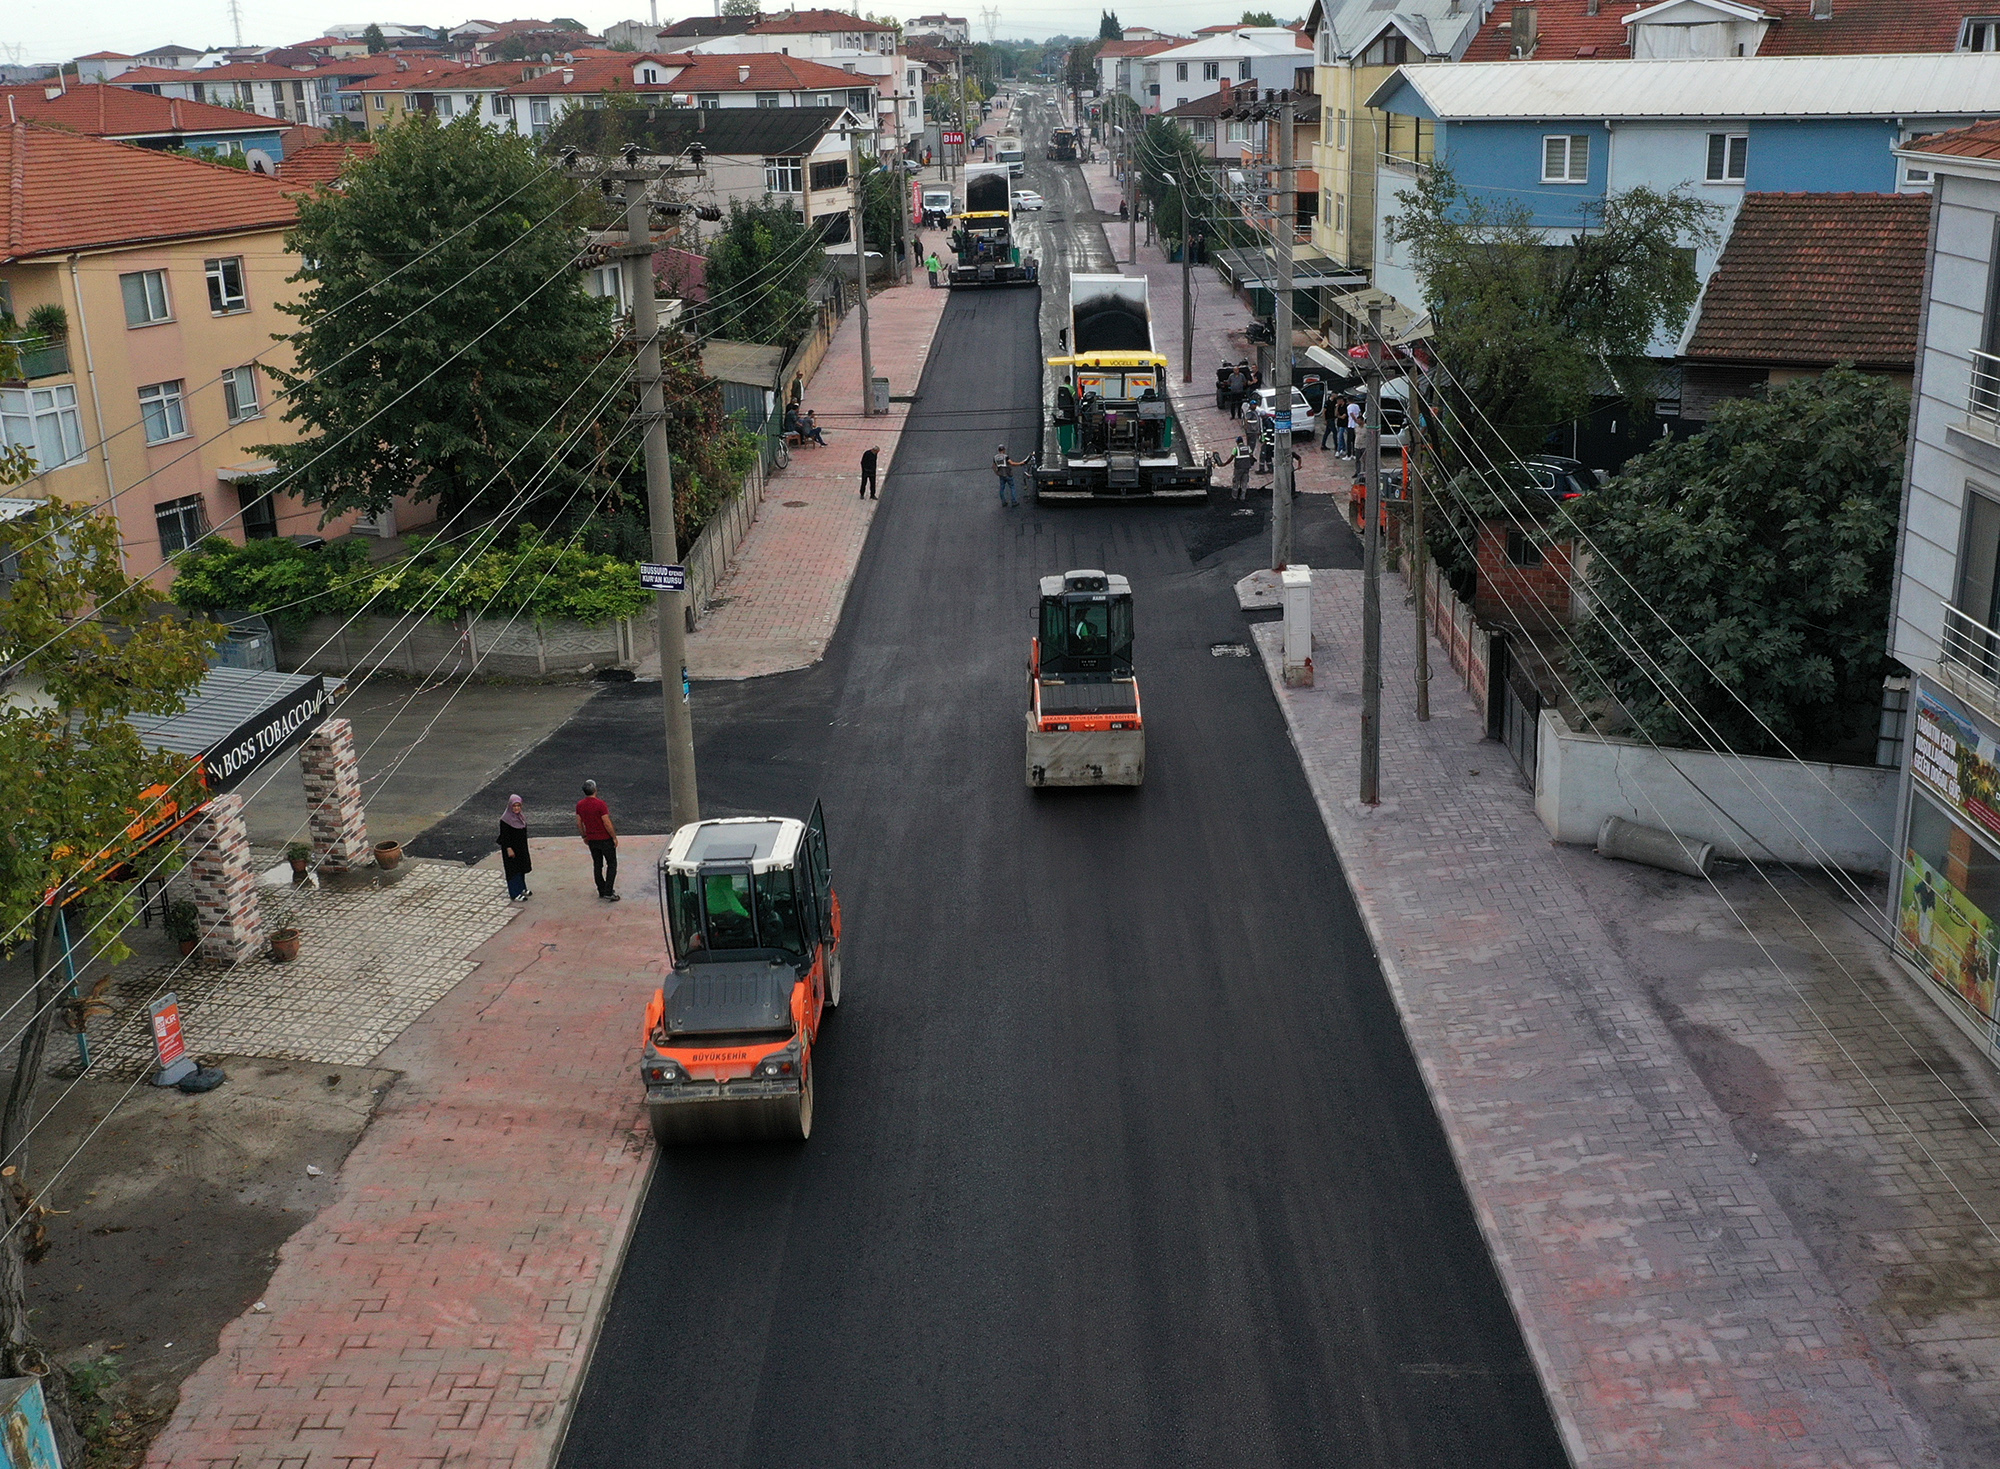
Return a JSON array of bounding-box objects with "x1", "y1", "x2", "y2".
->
[{"x1": 6, "y1": 3, "x2": 1253, "y2": 67}]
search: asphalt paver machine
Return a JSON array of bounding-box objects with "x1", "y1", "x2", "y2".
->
[
  {"x1": 641, "y1": 805, "x2": 842, "y2": 1143},
  {"x1": 1027, "y1": 570, "x2": 1144, "y2": 787}
]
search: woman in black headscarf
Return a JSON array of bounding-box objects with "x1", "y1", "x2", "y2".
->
[{"x1": 498, "y1": 794, "x2": 532, "y2": 902}]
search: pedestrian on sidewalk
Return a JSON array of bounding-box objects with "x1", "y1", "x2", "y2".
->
[
  {"x1": 1226, "y1": 363, "x2": 1248, "y2": 419},
  {"x1": 1230, "y1": 437, "x2": 1254, "y2": 501},
  {"x1": 994, "y1": 443, "x2": 1022, "y2": 507},
  {"x1": 1318, "y1": 397, "x2": 1338, "y2": 452},
  {"x1": 498, "y1": 794, "x2": 532, "y2": 901},
  {"x1": 926, "y1": 249, "x2": 941, "y2": 287},
  {"x1": 575, "y1": 780, "x2": 619, "y2": 902},
  {"x1": 1345, "y1": 397, "x2": 1363, "y2": 458},
  {"x1": 860, "y1": 445, "x2": 879, "y2": 498}
]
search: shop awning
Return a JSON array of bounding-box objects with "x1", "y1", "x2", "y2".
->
[
  {"x1": 129, "y1": 668, "x2": 337, "y2": 796},
  {"x1": 216, "y1": 459, "x2": 276, "y2": 483},
  {"x1": 1328, "y1": 287, "x2": 1433, "y2": 344},
  {"x1": 1215, "y1": 247, "x2": 1369, "y2": 294}
]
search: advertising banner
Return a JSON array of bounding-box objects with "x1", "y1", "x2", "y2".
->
[
  {"x1": 1898, "y1": 847, "x2": 1999, "y2": 1024},
  {"x1": 1912, "y1": 687, "x2": 2000, "y2": 843}
]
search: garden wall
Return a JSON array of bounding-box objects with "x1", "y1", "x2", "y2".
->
[{"x1": 280, "y1": 460, "x2": 767, "y2": 680}]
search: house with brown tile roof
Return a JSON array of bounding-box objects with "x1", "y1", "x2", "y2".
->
[
  {"x1": 1464, "y1": 0, "x2": 1978, "y2": 64},
  {"x1": 0, "y1": 122, "x2": 430, "y2": 584},
  {"x1": 496, "y1": 53, "x2": 878, "y2": 142},
  {"x1": 1678, "y1": 191, "x2": 1931, "y2": 416},
  {"x1": 0, "y1": 84, "x2": 293, "y2": 169},
  {"x1": 275, "y1": 137, "x2": 380, "y2": 190}
]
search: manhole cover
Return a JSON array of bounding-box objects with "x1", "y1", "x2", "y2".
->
[
  {"x1": 1211, "y1": 642, "x2": 1252, "y2": 657},
  {"x1": 782, "y1": 500, "x2": 809, "y2": 507}
]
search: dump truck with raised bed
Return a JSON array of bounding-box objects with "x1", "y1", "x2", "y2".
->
[
  {"x1": 1039, "y1": 275, "x2": 1210, "y2": 501},
  {"x1": 948, "y1": 163, "x2": 1031, "y2": 287},
  {"x1": 1027, "y1": 569, "x2": 1144, "y2": 787},
  {"x1": 640, "y1": 805, "x2": 841, "y2": 1143}
]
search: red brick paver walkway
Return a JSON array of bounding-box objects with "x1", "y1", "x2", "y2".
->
[
  {"x1": 149, "y1": 839, "x2": 663, "y2": 1469},
  {"x1": 1252, "y1": 574, "x2": 1945, "y2": 1467},
  {"x1": 677, "y1": 277, "x2": 949, "y2": 679}
]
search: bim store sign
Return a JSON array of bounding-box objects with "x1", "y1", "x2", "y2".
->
[
  {"x1": 130, "y1": 667, "x2": 337, "y2": 799},
  {"x1": 1902, "y1": 687, "x2": 2000, "y2": 1050}
]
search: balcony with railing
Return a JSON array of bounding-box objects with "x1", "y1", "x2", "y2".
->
[
  {"x1": 1939, "y1": 601, "x2": 2000, "y2": 719},
  {"x1": 1972, "y1": 348, "x2": 2000, "y2": 426},
  {"x1": 1, "y1": 337, "x2": 69, "y2": 382}
]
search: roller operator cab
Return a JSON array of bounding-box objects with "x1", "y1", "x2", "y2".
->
[
  {"x1": 948, "y1": 164, "x2": 1031, "y2": 288},
  {"x1": 1046, "y1": 127, "x2": 1077, "y2": 161},
  {"x1": 1027, "y1": 570, "x2": 1144, "y2": 787},
  {"x1": 641, "y1": 805, "x2": 842, "y2": 1143}
]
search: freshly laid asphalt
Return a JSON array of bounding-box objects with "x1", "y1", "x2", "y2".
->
[{"x1": 414, "y1": 99, "x2": 1566, "y2": 1469}]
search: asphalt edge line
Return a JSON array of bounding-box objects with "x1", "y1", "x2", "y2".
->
[{"x1": 1246, "y1": 616, "x2": 1589, "y2": 1469}]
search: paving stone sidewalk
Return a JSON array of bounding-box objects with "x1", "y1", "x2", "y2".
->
[
  {"x1": 671, "y1": 274, "x2": 949, "y2": 679},
  {"x1": 1252, "y1": 569, "x2": 1976, "y2": 1467},
  {"x1": 148, "y1": 839, "x2": 662, "y2": 1469}
]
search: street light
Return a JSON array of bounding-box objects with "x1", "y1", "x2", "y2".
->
[{"x1": 1159, "y1": 170, "x2": 1193, "y2": 385}]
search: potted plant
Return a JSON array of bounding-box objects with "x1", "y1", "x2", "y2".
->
[
  {"x1": 285, "y1": 841, "x2": 312, "y2": 881},
  {"x1": 269, "y1": 927, "x2": 301, "y2": 963},
  {"x1": 165, "y1": 900, "x2": 201, "y2": 957},
  {"x1": 24, "y1": 303, "x2": 67, "y2": 342},
  {"x1": 373, "y1": 840, "x2": 402, "y2": 870}
]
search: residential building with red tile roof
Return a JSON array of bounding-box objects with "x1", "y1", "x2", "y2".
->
[
  {"x1": 74, "y1": 53, "x2": 137, "y2": 83},
  {"x1": 1680, "y1": 191, "x2": 1930, "y2": 415},
  {"x1": 1465, "y1": 0, "x2": 1978, "y2": 63},
  {"x1": 111, "y1": 62, "x2": 326, "y2": 129},
  {"x1": 0, "y1": 122, "x2": 431, "y2": 583},
  {"x1": 497, "y1": 53, "x2": 879, "y2": 142},
  {"x1": 1094, "y1": 37, "x2": 1187, "y2": 106},
  {"x1": 0, "y1": 85, "x2": 295, "y2": 169},
  {"x1": 346, "y1": 61, "x2": 545, "y2": 136},
  {"x1": 274, "y1": 137, "x2": 380, "y2": 190},
  {"x1": 1143, "y1": 28, "x2": 1313, "y2": 115},
  {"x1": 657, "y1": 10, "x2": 916, "y2": 162},
  {"x1": 305, "y1": 52, "x2": 456, "y2": 129}
]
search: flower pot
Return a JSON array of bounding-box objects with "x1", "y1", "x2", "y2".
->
[
  {"x1": 373, "y1": 841, "x2": 403, "y2": 870},
  {"x1": 269, "y1": 928, "x2": 301, "y2": 963},
  {"x1": 179, "y1": 939, "x2": 199, "y2": 957}
]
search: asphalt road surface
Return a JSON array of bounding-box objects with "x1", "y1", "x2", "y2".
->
[{"x1": 417, "y1": 91, "x2": 1565, "y2": 1469}]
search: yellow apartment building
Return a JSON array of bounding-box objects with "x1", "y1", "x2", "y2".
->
[{"x1": 1, "y1": 121, "x2": 431, "y2": 586}]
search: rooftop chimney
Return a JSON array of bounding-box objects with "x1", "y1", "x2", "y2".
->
[
  {"x1": 1510, "y1": 5, "x2": 1538, "y2": 57},
  {"x1": 395, "y1": 56, "x2": 409, "y2": 71},
  {"x1": 738, "y1": 63, "x2": 751, "y2": 82},
  {"x1": 563, "y1": 67, "x2": 575, "y2": 84}
]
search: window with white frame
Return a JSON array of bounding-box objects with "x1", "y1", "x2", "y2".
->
[
  {"x1": 222, "y1": 365, "x2": 261, "y2": 423},
  {"x1": 1336, "y1": 192, "x2": 1346, "y2": 230},
  {"x1": 138, "y1": 380, "x2": 189, "y2": 444},
  {"x1": 641, "y1": 66, "x2": 659, "y2": 83},
  {"x1": 1963, "y1": 17, "x2": 2000, "y2": 50},
  {"x1": 1203, "y1": 61, "x2": 1219, "y2": 81},
  {"x1": 1226, "y1": 119, "x2": 1249, "y2": 144},
  {"x1": 435, "y1": 93, "x2": 453, "y2": 118},
  {"x1": 1363, "y1": 34, "x2": 1409, "y2": 66},
  {"x1": 1705, "y1": 132, "x2": 1748, "y2": 183},
  {"x1": 372, "y1": 93, "x2": 386, "y2": 110},
  {"x1": 817, "y1": 93, "x2": 832, "y2": 106},
  {"x1": 1337, "y1": 109, "x2": 1347, "y2": 149},
  {"x1": 765, "y1": 156, "x2": 803, "y2": 193},
  {"x1": 120, "y1": 269, "x2": 172, "y2": 326},
  {"x1": 1905, "y1": 161, "x2": 1935, "y2": 186},
  {"x1": 1541, "y1": 134, "x2": 1590, "y2": 183},
  {"x1": 1237, "y1": 59, "x2": 1252, "y2": 79},
  {"x1": 495, "y1": 94, "x2": 513, "y2": 117},
  {"x1": 1176, "y1": 62, "x2": 1187, "y2": 81},
  {"x1": 757, "y1": 92, "x2": 781, "y2": 107},
  {"x1": 585, "y1": 264, "x2": 627, "y2": 311},
  {"x1": 153, "y1": 495, "x2": 207, "y2": 555},
  {"x1": 697, "y1": 94, "x2": 719, "y2": 108},
  {"x1": 0, "y1": 385, "x2": 85, "y2": 470},
  {"x1": 1320, "y1": 31, "x2": 1333, "y2": 62},
  {"x1": 529, "y1": 96, "x2": 551, "y2": 129},
  {"x1": 204, "y1": 256, "x2": 247, "y2": 314}
]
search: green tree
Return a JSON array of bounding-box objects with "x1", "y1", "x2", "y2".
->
[
  {"x1": 1240, "y1": 10, "x2": 1280, "y2": 24},
  {"x1": 722, "y1": 0, "x2": 762, "y2": 14},
  {"x1": 1388, "y1": 164, "x2": 1720, "y2": 466},
  {"x1": 1563, "y1": 367, "x2": 1907, "y2": 756},
  {"x1": 257, "y1": 115, "x2": 620, "y2": 522},
  {"x1": 1065, "y1": 37, "x2": 1106, "y2": 91},
  {"x1": 0, "y1": 500, "x2": 222, "y2": 1459},
  {"x1": 1100, "y1": 11, "x2": 1123, "y2": 39},
  {"x1": 701, "y1": 199, "x2": 825, "y2": 349},
  {"x1": 363, "y1": 22, "x2": 386, "y2": 53}
]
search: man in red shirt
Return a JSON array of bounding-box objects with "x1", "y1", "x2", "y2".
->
[{"x1": 574, "y1": 780, "x2": 620, "y2": 901}]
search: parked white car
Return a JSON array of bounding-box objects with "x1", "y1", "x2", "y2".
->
[{"x1": 1250, "y1": 386, "x2": 1315, "y2": 439}]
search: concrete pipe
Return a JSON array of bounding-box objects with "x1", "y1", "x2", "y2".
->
[{"x1": 1596, "y1": 815, "x2": 1716, "y2": 880}]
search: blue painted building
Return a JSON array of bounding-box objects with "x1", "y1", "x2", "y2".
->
[{"x1": 1363, "y1": 53, "x2": 2000, "y2": 351}]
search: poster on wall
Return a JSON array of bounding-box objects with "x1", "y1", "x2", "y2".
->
[
  {"x1": 1898, "y1": 847, "x2": 2000, "y2": 1024},
  {"x1": 1912, "y1": 688, "x2": 2000, "y2": 842}
]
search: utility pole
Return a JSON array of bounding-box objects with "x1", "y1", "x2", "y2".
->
[
  {"x1": 848, "y1": 125, "x2": 879, "y2": 417},
  {"x1": 957, "y1": 46, "x2": 970, "y2": 183},
  {"x1": 1360, "y1": 303, "x2": 1383, "y2": 805},
  {"x1": 1180, "y1": 180, "x2": 1193, "y2": 383},
  {"x1": 1412, "y1": 366, "x2": 1430, "y2": 721},
  {"x1": 1125, "y1": 99, "x2": 1137, "y2": 264},
  {"x1": 609, "y1": 152, "x2": 700, "y2": 829},
  {"x1": 1270, "y1": 90, "x2": 1296, "y2": 570}
]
